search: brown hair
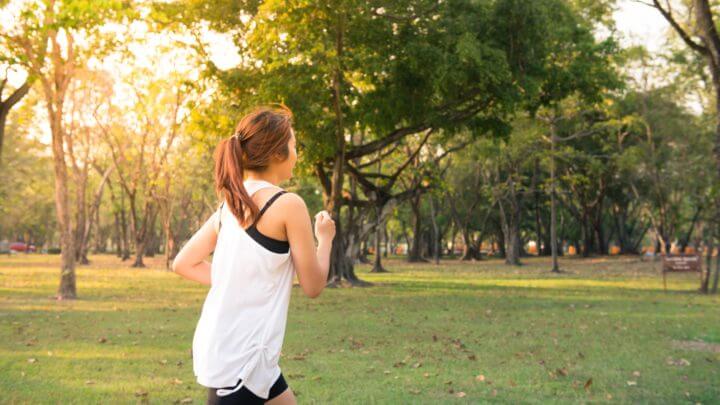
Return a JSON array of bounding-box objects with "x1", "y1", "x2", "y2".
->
[{"x1": 214, "y1": 104, "x2": 293, "y2": 228}]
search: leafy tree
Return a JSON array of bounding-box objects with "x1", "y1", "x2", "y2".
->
[{"x1": 2, "y1": 0, "x2": 137, "y2": 298}]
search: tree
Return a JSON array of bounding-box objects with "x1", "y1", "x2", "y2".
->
[
  {"x1": 645, "y1": 0, "x2": 720, "y2": 267},
  {"x1": 3, "y1": 0, "x2": 133, "y2": 298},
  {"x1": 95, "y1": 70, "x2": 190, "y2": 268},
  {"x1": 175, "y1": 0, "x2": 627, "y2": 278}
]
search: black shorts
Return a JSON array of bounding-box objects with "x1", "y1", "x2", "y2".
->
[{"x1": 207, "y1": 372, "x2": 288, "y2": 404}]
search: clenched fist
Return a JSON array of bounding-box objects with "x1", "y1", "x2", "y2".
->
[{"x1": 314, "y1": 210, "x2": 336, "y2": 243}]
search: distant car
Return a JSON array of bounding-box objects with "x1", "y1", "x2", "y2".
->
[
  {"x1": 0, "y1": 241, "x2": 9, "y2": 254},
  {"x1": 9, "y1": 242, "x2": 36, "y2": 253}
]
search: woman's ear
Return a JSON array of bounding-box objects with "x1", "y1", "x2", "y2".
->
[{"x1": 272, "y1": 151, "x2": 287, "y2": 163}]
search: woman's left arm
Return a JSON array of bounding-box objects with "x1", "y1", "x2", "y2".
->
[{"x1": 171, "y1": 211, "x2": 219, "y2": 286}]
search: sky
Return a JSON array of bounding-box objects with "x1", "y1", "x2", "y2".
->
[{"x1": 613, "y1": 1, "x2": 670, "y2": 54}]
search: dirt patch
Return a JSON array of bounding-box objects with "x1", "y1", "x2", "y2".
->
[{"x1": 672, "y1": 340, "x2": 720, "y2": 353}]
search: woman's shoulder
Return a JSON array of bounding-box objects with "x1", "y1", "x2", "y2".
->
[{"x1": 273, "y1": 190, "x2": 306, "y2": 209}]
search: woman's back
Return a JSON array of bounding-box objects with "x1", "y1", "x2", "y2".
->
[{"x1": 192, "y1": 179, "x2": 295, "y2": 399}]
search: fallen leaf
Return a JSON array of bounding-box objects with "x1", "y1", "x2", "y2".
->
[
  {"x1": 475, "y1": 374, "x2": 485, "y2": 382},
  {"x1": 85, "y1": 380, "x2": 95, "y2": 385},
  {"x1": 632, "y1": 371, "x2": 640, "y2": 377},
  {"x1": 98, "y1": 337, "x2": 107, "y2": 344},
  {"x1": 666, "y1": 357, "x2": 691, "y2": 367},
  {"x1": 584, "y1": 378, "x2": 592, "y2": 390},
  {"x1": 627, "y1": 380, "x2": 637, "y2": 386},
  {"x1": 134, "y1": 390, "x2": 148, "y2": 397},
  {"x1": 27, "y1": 358, "x2": 37, "y2": 363},
  {"x1": 455, "y1": 391, "x2": 466, "y2": 398},
  {"x1": 557, "y1": 368, "x2": 568, "y2": 377}
]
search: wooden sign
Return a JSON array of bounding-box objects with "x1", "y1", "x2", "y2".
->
[
  {"x1": 661, "y1": 254, "x2": 703, "y2": 292},
  {"x1": 662, "y1": 254, "x2": 702, "y2": 272}
]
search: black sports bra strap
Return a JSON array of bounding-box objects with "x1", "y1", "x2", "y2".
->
[{"x1": 251, "y1": 190, "x2": 287, "y2": 227}]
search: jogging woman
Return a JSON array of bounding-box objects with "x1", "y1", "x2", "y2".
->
[{"x1": 172, "y1": 105, "x2": 335, "y2": 404}]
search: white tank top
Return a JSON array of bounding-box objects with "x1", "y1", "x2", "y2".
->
[{"x1": 192, "y1": 179, "x2": 295, "y2": 399}]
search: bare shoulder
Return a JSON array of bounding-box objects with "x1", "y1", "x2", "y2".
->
[
  {"x1": 274, "y1": 192, "x2": 310, "y2": 232},
  {"x1": 276, "y1": 191, "x2": 307, "y2": 211}
]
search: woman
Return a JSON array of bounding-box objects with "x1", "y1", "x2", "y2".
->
[{"x1": 172, "y1": 104, "x2": 336, "y2": 404}]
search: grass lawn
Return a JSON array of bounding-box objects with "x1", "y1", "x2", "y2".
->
[{"x1": 1, "y1": 253, "x2": 719, "y2": 404}]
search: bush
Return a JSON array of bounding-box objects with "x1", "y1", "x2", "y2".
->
[{"x1": 47, "y1": 248, "x2": 61, "y2": 254}]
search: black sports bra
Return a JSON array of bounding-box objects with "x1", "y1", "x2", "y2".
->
[{"x1": 218, "y1": 190, "x2": 290, "y2": 254}]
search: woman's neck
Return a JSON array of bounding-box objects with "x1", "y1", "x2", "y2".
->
[{"x1": 244, "y1": 171, "x2": 281, "y2": 186}]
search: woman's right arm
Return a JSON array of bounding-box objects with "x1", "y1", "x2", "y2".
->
[{"x1": 283, "y1": 193, "x2": 335, "y2": 298}]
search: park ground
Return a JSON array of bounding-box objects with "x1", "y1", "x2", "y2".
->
[{"x1": 1, "y1": 254, "x2": 719, "y2": 404}]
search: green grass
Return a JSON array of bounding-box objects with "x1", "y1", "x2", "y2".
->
[{"x1": 1, "y1": 254, "x2": 719, "y2": 404}]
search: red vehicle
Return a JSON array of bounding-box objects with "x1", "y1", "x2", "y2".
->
[{"x1": 10, "y1": 242, "x2": 36, "y2": 253}]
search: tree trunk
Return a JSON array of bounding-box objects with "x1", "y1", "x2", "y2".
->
[
  {"x1": 119, "y1": 191, "x2": 130, "y2": 260},
  {"x1": 582, "y1": 212, "x2": 593, "y2": 257},
  {"x1": 371, "y1": 206, "x2": 387, "y2": 272},
  {"x1": 50, "y1": 109, "x2": 77, "y2": 299},
  {"x1": 504, "y1": 222, "x2": 521, "y2": 266},
  {"x1": 80, "y1": 166, "x2": 111, "y2": 261},
  {"x1": 460, "y1": 229, "x2": 479, "y2": 260},
  {"x1": 74, "y1": 164, "x2": 89, "y2": 264},
  {"x1": 449, "y1": 227, "x2": 457, "y2": 257},
  {"x1": 407, "y1": 193, "x2": 426, "y2": 262},
  {"x1": 429, "y1": 197, "x2": 440, "y2": 265},
  {"x1": 133, "y1": 238, "x2": 146, "y2": 267},
  {"x1": 497, "y1": 189, "x2": 522, "y2": 266},
  {"x1": 702, "y1": 238, "x2": 713, "y2": 293}
]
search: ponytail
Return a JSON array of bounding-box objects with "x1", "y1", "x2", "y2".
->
[{"x1": 214, "y1": 136, "x2": 259, "y2": 229}]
